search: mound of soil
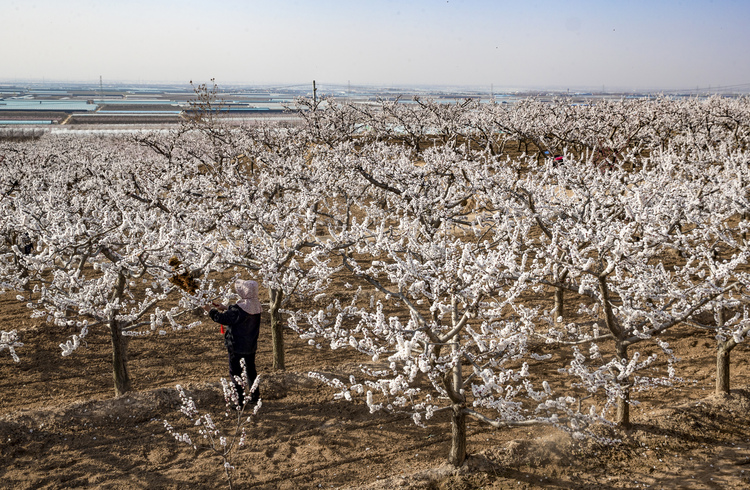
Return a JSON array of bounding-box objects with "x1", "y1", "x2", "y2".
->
[{"x1": 1, "y1": 289, "x2": 750, "y2": 489}]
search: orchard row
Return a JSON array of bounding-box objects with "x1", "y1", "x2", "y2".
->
[{"x1": 2, "y1": 93, "x2": 749, "y2": 465}]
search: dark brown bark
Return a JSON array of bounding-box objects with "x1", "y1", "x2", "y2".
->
[
  {"x1": 598, "y1": 274, "x2": 622, "y2": 338},
  {"x1": 713, "y1": 307, "x2": 736, "y2": 396},
  {"x1": 110, "y1": 319, "x2": 131, "y2": 396},
  {"x1": 447, "y1": 333, "x2": 466, "y2": 467},
  {"x1": 270, "y1": 288, "x2": 285, "y2": 371},
  {"x1": 598, "y1": 274, "x2": 630, "y2": 427},
  {"x1": 615, "y1": 342, "x2": 630, "y2": 428},
  {"x1": 448, "y1": 404, "x2": 467, "y2": 467},
  {"x1": 716, "y1": 340, "x2": 734, "y2": 395},
  {"x1": 554, "y1": 269, "x2": 569, "y2": 324},
  {"x1": 110, "y1": 272, "x2": 131, "y2": 396}
]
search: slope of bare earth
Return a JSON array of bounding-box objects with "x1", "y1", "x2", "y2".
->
[{"x1": 1, "y1": 287, "x2": 750, "y2": 489}]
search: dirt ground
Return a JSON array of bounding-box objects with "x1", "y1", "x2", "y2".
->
[{"x1": 2, "y1": 286, "x2": 750, "y2": 490}]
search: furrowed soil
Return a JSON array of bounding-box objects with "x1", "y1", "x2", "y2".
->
[{"x1": 2, "y1": 286, "x2": 750, "y2": 489}]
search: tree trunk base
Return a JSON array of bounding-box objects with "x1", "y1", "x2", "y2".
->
[{"x1": 448, "y1": 405, "x2": 467, "y2": 467}]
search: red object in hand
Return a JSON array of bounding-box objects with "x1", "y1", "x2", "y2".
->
[{"x1": 220, "y1": 325, "x2": 225, "y2": 334}]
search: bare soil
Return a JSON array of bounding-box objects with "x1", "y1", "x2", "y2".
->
[{"x1": 2, "y1": 287, "x2": 750, "y2": 489}]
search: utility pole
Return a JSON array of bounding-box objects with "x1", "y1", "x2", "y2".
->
[
  {"x1": 313, "y1": 80, "x2": 317, "y2": 106},
  {"x1": 99, "y1": 75, "x2": 103, "y2": 99}
]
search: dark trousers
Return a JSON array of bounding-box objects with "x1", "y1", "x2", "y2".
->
[{"x1": 229, "y1": 351, "x2": 259, "y2": 406}]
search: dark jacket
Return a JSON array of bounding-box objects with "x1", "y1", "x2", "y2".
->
[{"x1": 209, "y1": 305, "x2": 261, "y2": 356}]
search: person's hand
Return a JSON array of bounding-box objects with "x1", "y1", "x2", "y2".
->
[{"x1": 204, "y1": 302, "x2": 227, "y2": 312}]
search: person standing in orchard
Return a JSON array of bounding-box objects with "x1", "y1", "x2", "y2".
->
[{"x1": 203, "y1": 279, "x2": 262, "y2": 406}]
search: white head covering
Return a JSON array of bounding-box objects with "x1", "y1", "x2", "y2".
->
[{"x1": 235, "y1": 279, "x2": 262, "y2": 315}]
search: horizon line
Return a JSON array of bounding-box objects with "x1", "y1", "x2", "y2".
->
[{"x1": 2, "y1": 78, "x2": 750, "y2": 95}]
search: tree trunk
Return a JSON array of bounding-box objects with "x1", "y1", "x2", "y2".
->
[
  {"x1": 554, "y1": 286, "x2": 565, "y2": 323},
  {"x1": 448, "y1": 332, "x2": 466, "y2": 467},
  {"x1": 109, "y1": 272, "x2": 131, "y2": 396},
  {"x1": 597, "y1": 275, "x2": 621, "y2": 339},
  {"x1": 448, "y1": 404, "x2": 467, "y2": 467},
  {"x1": 714, "y1": 306, "x2": 735, "y2": 396},
  {"x1": 716, "y1": 340, "x2": 734, "y2": 396},
  {"x1": 110, "y1": 319, "x2": 131, "y2": 396},
  {"x1": 597, "y1": 274, "x2": 630, "y2": 427},
  {"x1": 554, "y1": 269, "x2": 568, "y2": 324},
  {"x1": 270, "y1": 288, "x2": 285, "y2": 371},
  {"x1": 615, "y1": 342, "x2": 630, "y2": 428}
]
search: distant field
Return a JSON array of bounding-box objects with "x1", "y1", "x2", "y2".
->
[
  {"x1": 98, "y1": 104, "x2": 181, "y2": 111},
  {"x1": 67, "y1": 114, "x2": 184, "y2": 125},
  {"x1": 0, "y1": 111, "x2": 68, "y2": 123}
]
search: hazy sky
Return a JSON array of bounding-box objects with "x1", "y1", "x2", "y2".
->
[{"x1": 2, "y1": 0, "x2": 749, "y2": 91}]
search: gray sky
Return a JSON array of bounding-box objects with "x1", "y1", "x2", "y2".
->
[{"x1": 2, "y1": 0, "x2": 749, "y2": 91}]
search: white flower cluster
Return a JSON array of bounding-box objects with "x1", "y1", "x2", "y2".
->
[{"x1": 0, "y1": 330, "x2": 23, "y2": 362}]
